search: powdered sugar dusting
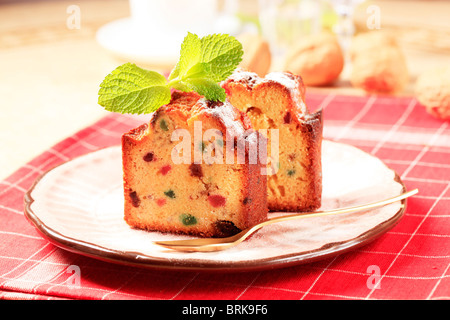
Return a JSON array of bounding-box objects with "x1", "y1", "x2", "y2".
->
[
  {"x1": 226, "y1": 69, "x2": 308, "y2": 114},
  {"x1": 195, "y1": 98, "x2": 246, "y2": 137},
  {"x1": 225, "y1": 69, "x2": 261, "y2": 88},
  {"x1": 265, "y1": 72, "x2": 307, "y2": 114},
  {"x1": 265, "y1": 72, "x2": 297, "y2": 90}
]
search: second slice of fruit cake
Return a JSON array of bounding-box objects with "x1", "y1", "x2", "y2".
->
[
  {"x1": 122, "y1": 91, "x2": 268, "y2": 237},
  {"x1": 222, "y1": 70, "x2": 323, "y2": 212}
]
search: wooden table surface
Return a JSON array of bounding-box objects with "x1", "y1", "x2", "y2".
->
[{"x1": 1, "y1": 0, "x2": 449, "y2": 180}]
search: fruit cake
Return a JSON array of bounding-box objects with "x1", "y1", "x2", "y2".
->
[
  {"x1": 222, "y1": 69, "x2": 323, "y2": 212},
  {"x1": 122, "y1": 91, "x2": 268, "y2": 237}
]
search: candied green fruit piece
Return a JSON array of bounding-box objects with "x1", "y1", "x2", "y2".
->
[
  {"x1": 164, "y1": 189, "x2": 176, "y2": 198},
  {"x1": 199, "y1": 141, "x2": 207, "y2": 153},
  {"x1": 160, "y1": 119, "x2": 169, "y2": 131},
  {"x1": 179, "y1": 213, "x2": 197, "y2": 226},
  {"x1": 215, "y1": 138, "x2": 223, "y2": 147}
]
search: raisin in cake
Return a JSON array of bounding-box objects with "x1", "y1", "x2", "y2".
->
[
  {"x1": 122, "y1": 91, "x2": 267, "y2": 237},
  {"x1": 222, "y1": 70, "x2": 322, "y2": 212}
]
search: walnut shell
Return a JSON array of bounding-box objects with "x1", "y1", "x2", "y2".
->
[
  {"x1": 350, "y1": 32, "x2": 409, "y2": 94},
  {"x1": 415, "y1": 67, "x2": 450, "y2": 120},
  {"x1": 237, "y1": 33, "x2": 271, "y2": 77},
  {"x1": 284, "y1": 32, "x2": 344, "y2": 86}
]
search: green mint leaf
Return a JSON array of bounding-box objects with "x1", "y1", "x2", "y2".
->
[
  {"x1": 180, "y1": 78, "x2": 227, "y2": 102},
  {"x1": 184, "y1": 62, "x2": 211, "y2": 79},
  {"x1": 98, "y1": 63, "x2": 171, "y2": 114},
  {"x1": 168, "y1": 32, "x2": 203, "y2": 82},
  {"x1": 167, "y1": 63, "x2": 180, "y2": 82},
  {"x1": 177, "y1": 32, "x2": 202, "y2": 78},
  {"x1": 199, "y1": 33, "x2": 243, "y2": 82},
  {"x1": 168, "y1": 33, "x2": 243, "y2": 91}
]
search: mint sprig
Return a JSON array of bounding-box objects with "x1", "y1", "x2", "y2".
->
[{"x1": 98, "y1": 32, "x2": 243, "y2": 115}]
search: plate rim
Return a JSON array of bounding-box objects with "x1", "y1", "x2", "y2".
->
[{"x1": 23, "y1": 142, "x2": 408, "y2": 272}]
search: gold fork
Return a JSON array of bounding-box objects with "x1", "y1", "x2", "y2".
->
[{"x1": 154, "y1": 189, "x2": 418, "y2": 252}]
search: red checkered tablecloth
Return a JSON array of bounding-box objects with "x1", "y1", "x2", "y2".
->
[{"x1": 0, "y1": 93, "x2": 449, "y2": 300}]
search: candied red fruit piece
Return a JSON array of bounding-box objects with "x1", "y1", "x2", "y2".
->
[
  {"x1": 143, "y1": 152, "x2": 154, "y2": 162},
  {"x1": 208, "y1": 195, "x2": 226, "y2": 207},
  {"x1": 159, "y1": 165, "x2": 171, "y2": 175},
  {"x1": 189, "y1": 164, "x2": 203, "y2": 178},
  {"x1": 129, "y1": 191, "x2": 140, "y2": 207},
  {"x1": 156, "y1": 198, "x2": 166, "y2": 207},
  {"x1": 284, "y1": 112, "x2": 291, "y2": 124}
]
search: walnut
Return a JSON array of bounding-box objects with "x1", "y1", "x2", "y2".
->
[
  {"x1": 349, "y1": 32, "x2": 409, "y2": 94},
  {"x1": 415, "y1": 67, "x2": 450, "y2": 120},
  {"x1": 284, "y1": 32, "x2": 344, "y2": 86},
  {"x1": 237, "y1": 33, "x2": 271, "y2": 77}
]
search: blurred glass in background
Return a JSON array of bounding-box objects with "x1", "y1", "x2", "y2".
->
[
  {"x1": 258, "y1": 0, "x2": 321, "y2": 59},
  {"x1": 326, "y1": 0, "x2": 366, "y2": 59}
]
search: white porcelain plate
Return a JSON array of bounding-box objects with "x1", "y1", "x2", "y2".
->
[{"x1": 24, "y1": 141, "x2": 407, "y2": 271}]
